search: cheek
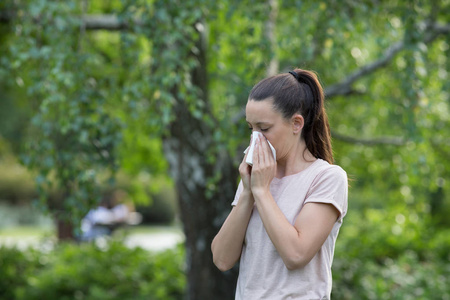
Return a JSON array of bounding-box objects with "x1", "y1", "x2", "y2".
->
[
  {"x1": 266, "y1": 134, "x2": 282, "y2": 153},
  {"x1": 267, "y1": 130, "x2": 290, "y2": 156}
]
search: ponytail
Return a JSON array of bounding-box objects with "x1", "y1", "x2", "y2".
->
[
  {"x1": 293, "y1": 69, "x2": 333, "y2": 164},
  {"x1": 248, "y1": 68, "x2": 334, "y2": 164}
]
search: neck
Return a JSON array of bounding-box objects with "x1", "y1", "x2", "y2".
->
[{"x1": 276, "y1": 139, "x2": 317, "y2": 178}]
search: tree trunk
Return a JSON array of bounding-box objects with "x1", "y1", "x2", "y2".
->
[
  {"x1": 163, "y1": 124, "x2": 239, "y2": 299},
  {"x1": 55, "y1": 216, "x2": 74, "y2": 241},
  {"x1": 162, "y1": 22, "x2": 239, "y2": 300}
]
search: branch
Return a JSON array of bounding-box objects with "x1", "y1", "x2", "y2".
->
[
  {"x1": 324, "y1": 41, "x2": 403, "y2": 97},
  {"x1": 0, "y1": 12, "x2": 139, "y2": 31},
  {"x1": 426, "y1": 22, "x2": 450, "y2": 40},
  {"x1": 230, "y1": 22, "x2": 448, "y2": 124},
  {"x1": 331, "y1": 130, "x2": 406, "y2": 146},
  {"x1": 82, "y1": 15, "x2": 140, "y2": 31},
  {"x1": 332, "y1": 130, "x2": 450, "y2": 147},
  {"x1": 325, "y1": 22, "x2": 450, "y2": 98}
]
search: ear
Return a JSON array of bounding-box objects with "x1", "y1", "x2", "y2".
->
[{"x1": 292, "y1": 114, "x2": 304, "y2": 135}]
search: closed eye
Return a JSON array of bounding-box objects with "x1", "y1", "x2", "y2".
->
[{"x1": 248, "y1": 127, "x2": 269, "y2": 132}]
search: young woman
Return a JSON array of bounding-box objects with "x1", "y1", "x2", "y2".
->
[{"x1": 211, "y1": 69, "x2": 348, "y2": 299}]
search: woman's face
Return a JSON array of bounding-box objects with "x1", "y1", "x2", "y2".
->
[{"x1": 246, "y1": 98, "x2": 301, "y2": 161}]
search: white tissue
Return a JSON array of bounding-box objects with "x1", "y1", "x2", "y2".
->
[{"x1": 244, "y1": 131, "x2": 276, "y2": 166}]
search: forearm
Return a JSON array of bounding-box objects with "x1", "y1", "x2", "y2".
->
[
  {"x1": 211, "y1": 191, "x2": 254, "y2": 271},
  {"x1": 253, "y1": 190, "x2": 309, "y2": 270}
]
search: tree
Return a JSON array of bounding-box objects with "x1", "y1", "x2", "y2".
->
[
  {"x1": 1, "y1": 1, "x2": 123, "y2": 240},
  {"x1": 1, "y1": 0, "x2": 449, "y2": 299}
]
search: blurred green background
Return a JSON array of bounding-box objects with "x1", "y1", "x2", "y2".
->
[{"x1": 0, "y1": 0, "x2": 449, "y2": 299}]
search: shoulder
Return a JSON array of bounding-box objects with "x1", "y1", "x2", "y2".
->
[
  {"x1": 305, "y1": 160, "x2": 348, "y2": 221},
  {"x1": 305, "y1": 160, "x2": 348, "y2": 199},
  {"x1": 311, "y1": 160, "x2": 347, "y2": 186}
]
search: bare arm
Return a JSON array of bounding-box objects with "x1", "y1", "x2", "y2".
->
[
  {"x1": 211, "y1": 137, "x2": 255, "y2": 271},
  {"x1": 211, "y1": 190, "x2": 254, "y2": 271}
]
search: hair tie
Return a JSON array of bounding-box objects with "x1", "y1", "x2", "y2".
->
[
  {"x1": 289, "y1": 70, "x2": 310, "y2": 86},
  {"x1": 288, "y1": 71, "x2": 300, "y2": 81}
]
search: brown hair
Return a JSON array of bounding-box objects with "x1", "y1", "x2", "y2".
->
[{"x1": 248, "y1": 68, "x2": 333, "y2": 164}]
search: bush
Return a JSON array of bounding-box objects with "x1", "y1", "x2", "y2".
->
[
  {"x1": 334, "y1": 207, "x2": 446, "y2": 262},
  {"x1": 136, "y1": 185, "x2": 178, "y2": 225},
  {"x1": 332, "y1": 208, "x2": 450, "y2": 300},
  {"x1": 332, "y1": 252, "x2": 450, "y2": 300},
  {"x1": 0, "y1": 241, "x2": 186, "y2": 300},
  {"x1": 0, "y1": 246, "x2": 43, "y2": 300},
  {"x1": 0, "y1": 159, "x2": 37, "y2": 205}
]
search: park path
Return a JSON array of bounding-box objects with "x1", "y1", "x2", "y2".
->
[
  {"x1": 0, "y1": 228, "x2": 185, "y2": 252},
  {"x1": 123, "y1": 230, "x2": 184, "y2": 251}
]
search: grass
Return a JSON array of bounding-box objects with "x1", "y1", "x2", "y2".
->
[
  {"x1": 119, "y1": 224, "x2": 183, "y2": 234},
  {"x1": 0, "y1": 224, "x2": 183, "y2": 238},
  {"x1": 0, "y1": 225, "x2": 54, "y2": 237},
  {"x1": 0, "y1": 224, "x2": 184, "y2": 251}
]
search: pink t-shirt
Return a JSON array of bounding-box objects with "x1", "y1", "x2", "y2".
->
[{"x1": 231, "y1": 159, "x2": 348, "y2": 300}]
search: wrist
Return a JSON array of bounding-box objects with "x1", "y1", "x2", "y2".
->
[
  {"x1": 240, "y1": 189, "x2": 254, "y2": 202},
  {"x1": 251, "y1": 187, "x2": 270, "y2": 201}
]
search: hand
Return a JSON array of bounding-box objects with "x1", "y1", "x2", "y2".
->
[{"x1": 250, "y1": 135, "x2": 276, "y2": 197}]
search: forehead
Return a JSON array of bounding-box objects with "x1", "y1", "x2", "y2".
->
[{"x1": 245, "y1": 99, "x2": 280, "y2": 123}]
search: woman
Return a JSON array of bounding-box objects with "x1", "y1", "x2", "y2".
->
[{"x1": 211, "y1": 69, "x2": 348, "y2": 299}]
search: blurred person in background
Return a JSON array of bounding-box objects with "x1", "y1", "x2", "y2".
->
[{"x1": 80, "y1": 189, "x2": 141, "y2": 241}]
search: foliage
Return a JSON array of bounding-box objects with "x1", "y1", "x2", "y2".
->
[
  {"x1": 0, "y1": 242, "x2": 186, "y2": 300},
  {"x1": 0, "y1": 160, "x2": 178, "y2": 225},
  {"x1": 0, "y1": 139, "x2": 36, "y2": 204},
  {"x1": 332, "y1": 211, "x2": 450, "y2": 299},
  {"x1": 337, "y1": 208, "x2": 438, "y2": 261},
  {"x1": 332, "y1": 251, "x2": 450, "y2": 300},
  {"x1": 136, "y1": 182, "x2": 178, "y2": 224},
  {"x1": 0, "y1": 246, "x2": 42, "y2": 300},
  {"x1": 1, "y1": 225, "x2": 448, "y2": 300},
  {"x1": 0, "y1": 135, "x2": 177, "y2": 224},
  {"x1": 0, "y1": 0, "x2": 449, "y2": 297},
  {"x1": 2, "y1": 0, "x2": 448, "y2": 222},
  {"x1": 113, "y1": 173, "x2": 178, "y2": 224},
  {"x1": 2, "y1": 0, "x2": 123, "y2": 226}
]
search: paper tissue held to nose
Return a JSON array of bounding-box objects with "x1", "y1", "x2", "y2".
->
[{"x1": 244, "y1": 131, "x2": 276, "y2": 166}]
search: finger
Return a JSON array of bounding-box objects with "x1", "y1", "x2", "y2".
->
[
  {"x1": 266, "y1": 141, "x2": 274, "y2": 163},
  {"x1": 259, "y1": 136, "x2": 274, "y2": 163},
  {"x1": 257, "y1": 137, "x2": 265, "y2": 165},
  {"x1": 263, "y1": 137, "x2": 271, "y2": 162},
  {"x1": 243, "y1": 133, "x2": 254, "y2": 161},
  {"x1": 251, "y1": 137, "x2": 259, "y2": 167},
  {"x1": 242, "y1": 137, "x2": 253, "y2": 163},
  {"x1": 239, "y1": 159, "x2": 251, "y2": 177},
  {"x1": 243, "y1": 147, "x2": 249, "y2": 161},
  {"x1": 240, "y1": 156, "x2": 251, "y2": 175}
]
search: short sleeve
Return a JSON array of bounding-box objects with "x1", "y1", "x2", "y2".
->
[
  {"x1": 231, "y1": 180, "x2": 244, "y2": 206},
  {"x1": 304, "y1": 166, "x2": 348, "y2": 222}
]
